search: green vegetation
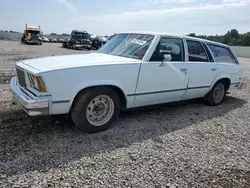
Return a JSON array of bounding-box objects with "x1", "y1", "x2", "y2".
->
[{"x1": 188, "y1": 29, "x2": 250, "y2": 46}]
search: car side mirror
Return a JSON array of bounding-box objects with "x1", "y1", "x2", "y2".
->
[
  {"x1": 163, "y1": 54, "x2": 172, "y2": 62},
  {"x1": 159, "y1": 54, "x2": 172, "y2": 67}
]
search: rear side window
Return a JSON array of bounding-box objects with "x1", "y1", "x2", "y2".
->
[
  {"x1": 186, "y1": 40, "x2": 208, "y2": 62},
  {"x1": 207, "y1": 44, "x2": 237, "y2": 64}
]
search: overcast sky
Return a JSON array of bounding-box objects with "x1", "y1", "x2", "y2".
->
[{"x1": 1, "y1": 0, "x2": 250, "y2": 35}]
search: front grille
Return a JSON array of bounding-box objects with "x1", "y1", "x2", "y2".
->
[{"x1": 16, "y1": 68, "x2": 26, "y2": 88}]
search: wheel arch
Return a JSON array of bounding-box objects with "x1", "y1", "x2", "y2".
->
[
  {"x1": 210, "y1": 75, "x2": 231, "y2": 92},
  {"x1": 70, "y1": 84, "x2": 128, "y2": 113}
]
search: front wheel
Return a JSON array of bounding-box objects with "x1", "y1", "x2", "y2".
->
[
  {"x1": 204, "y1": 81, "x2": 227, "y2": 106},
  {"x1": 71, "y1": 87, "x2": 120, "y2": 133}
]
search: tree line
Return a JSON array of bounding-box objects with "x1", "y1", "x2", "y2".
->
[
  {"x1": 0, "y1": 30, "x2": 19, "y2": 33},
  {"x1": 187, "y1": 29, "x2": 250, "y2": 46}
]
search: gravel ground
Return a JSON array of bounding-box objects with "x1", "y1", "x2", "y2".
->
[
  {"x1": 0, "y1": 40, "x2": 88, "y2": 72},
  {"x1": 0, "y1": 41, "x2": 250, "y2": 188}
]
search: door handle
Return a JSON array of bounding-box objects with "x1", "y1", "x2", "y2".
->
[
  {"x1": 180, "y1": 68, "x2": 187, "y2": 72},
  {"x1": 211, "y1": 68, "x2": 217, "y2": 71}
]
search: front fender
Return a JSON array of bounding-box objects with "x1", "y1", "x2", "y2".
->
[{"x1": 70, "y1": 80, "x2": 128, "y2": 106}]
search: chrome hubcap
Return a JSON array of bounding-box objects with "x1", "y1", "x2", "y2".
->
[
  {"x1": 86, "y1": 95, "x2": 114, "y2": 126},
  {"x1": 213, "y1": 83, "x2": 225, "y2": 104}
]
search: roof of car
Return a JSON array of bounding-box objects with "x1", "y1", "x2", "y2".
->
[
  {"x1": 72, "y1": 30, "x2": 89, "y2": 33},
  {"x1": 27, "y1": 25, "x2": 39, "y2": 29},
  {"x1": 118, "y1": 31, "x2": 229, "y2": 48}
]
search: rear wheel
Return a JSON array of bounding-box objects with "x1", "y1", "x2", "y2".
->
[
  {"x1": 204, "y1": 80, "x2": 227, "y2": 106},
  {"x1": 71, "y1": 87, "x2": 120, "y2": 133}
]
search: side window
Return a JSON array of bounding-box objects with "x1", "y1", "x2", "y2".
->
[
  {"x1": 207, "y1": 44, "x2": 237, "y2": 64},
  {"x1": 150, "y1": 38, "x2": 184, "y2": 62},
  {"x1": 186, "y1": 40, "x2": 208, "y2": 62}
]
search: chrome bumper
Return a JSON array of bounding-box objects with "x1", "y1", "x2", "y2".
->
[
  {"x1": 75, "y1": 44, "x2": 91, "y2": 48},
  {"x1": 9, "y1": 76, "x2": 49, "y2": 116},
  {"x1": 236, "y1": 82, "x2": 245, "y2": 89}
]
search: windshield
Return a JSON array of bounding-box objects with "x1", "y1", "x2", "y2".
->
[
  {"x1": 74, "y1": 32, "x2": 90, "y2": 39},
  {"x1": 97, "y1": 34, "x2": 154, "y2": 60},
  {"x1": 26, "y1": 30, "x2": 40, "y2": 34}
]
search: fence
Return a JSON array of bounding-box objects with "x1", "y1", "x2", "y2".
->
[
  {"x1": 231, "y1": 46, "x2": 250, "y2": 58},
  {"x1": 0, "y1": 31, "x2": 70, "y2": 41}
]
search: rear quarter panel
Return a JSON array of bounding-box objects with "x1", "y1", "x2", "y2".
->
[
  {"x1": 210, "y1": 62, "x2": 242, "y2": 91},
  {"x1": 42, "y1": 63, "x2": 140, "y2": 114}
]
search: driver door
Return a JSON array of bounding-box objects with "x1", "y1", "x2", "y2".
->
[{"x1": 134, "y1": 37, "x2": 188, "y2": 107}]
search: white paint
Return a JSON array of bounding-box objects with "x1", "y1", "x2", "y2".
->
[
  {"x1": 182, "y1": 62, "x2": 219, "y2": 99},
  {"x1": 135, "y1": 61, "x2": 188, "y2": 106},
  {"x1": 19, "y1": 53, "x2": 138, "y2": 73}
]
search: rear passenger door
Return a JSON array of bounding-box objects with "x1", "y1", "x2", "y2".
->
[{"x1": 182, "y1": 40, "x2": 219, "y2": 100}]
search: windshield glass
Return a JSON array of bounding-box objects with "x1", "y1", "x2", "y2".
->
[
  {"x1": 97, "y1": 34, "x2": 154, "y2": 60},
  {"x1": 27, "y1": 30, "x2": 40, "y2": 34},
  {"x1": 74, "y1": 32, "x2": 90, "y2": 39}
]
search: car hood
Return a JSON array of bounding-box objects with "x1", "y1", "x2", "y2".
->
[{"x1": 19, "y1": 53, "x2": 138, "y2": 73}]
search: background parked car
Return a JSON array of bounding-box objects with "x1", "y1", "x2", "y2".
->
[
  {"x1": 42, "y1": 37, "x2": 49, "y2": 42},
  {"x1": 58, "y1": 38, "x2": 65, "y2": 43},
  {"x1": 91, "y1": 36, "x2": 108, "y2": 49},
  {"x1": 49, "y1": 38, "x2": 57, "y2": 43},
  {"x1": 108, "y1": 33, "x2": 116, "y2": 40}
]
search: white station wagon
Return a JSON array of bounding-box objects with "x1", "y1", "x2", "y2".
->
[{"x1": 10, "y1": 32, "x2": 244, "y2": 133}]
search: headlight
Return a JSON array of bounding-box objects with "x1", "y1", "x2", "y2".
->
[{"x1": 28, "y1": 73, "x2": 47, "y2": 92}]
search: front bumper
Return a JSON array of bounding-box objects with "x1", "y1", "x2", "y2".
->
[
  {"x1": 236, "y1": 82, "x2": 245, "y2": 89},
  {"x1": 24, "y1": 39, "x2": 41, "y2": 44},
  {"x1": 10, "y1": 76, "x2": 49, "y2": 116},
  {"x1": 75, "y1": 44, "x2": 91, "y2": 48}
]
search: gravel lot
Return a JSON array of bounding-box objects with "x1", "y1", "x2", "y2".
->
[{"x1": 0, "y1": 40, "x2": 250, "y2": 188}]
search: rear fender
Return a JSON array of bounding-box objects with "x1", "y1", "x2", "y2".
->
[{"x1": 207, "y1": 74, "x2": 231, "y2": 93}]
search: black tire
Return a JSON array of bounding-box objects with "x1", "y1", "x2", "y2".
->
[
  {"x1": 71, "y1": 87, "x2": 120, "y2": 133},
  {"x1": 204, "y1": 80, "x2": 227, "y2": 106},
  {"x1": 62, "y1": 43, "x2": 66, "y2": 48}
]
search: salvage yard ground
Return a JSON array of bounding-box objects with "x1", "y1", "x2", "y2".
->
[{"x1": 0, "y1": 40, "x2": 250, "y2": 187}]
